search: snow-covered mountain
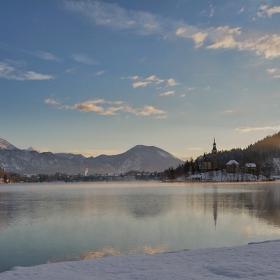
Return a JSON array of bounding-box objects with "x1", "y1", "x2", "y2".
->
[
  {"x1": 0, "y1": 137, "x2": 19, "y2": 150},
  {"x1": 26, "y1": 146, "x2": 41, "y2": 153},
  {"x1": 0, "y1": 137, "x2": 183, "y2": 174}
]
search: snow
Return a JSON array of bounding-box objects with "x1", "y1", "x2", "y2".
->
[
  {"x1": 1, "y1": 240, "x2": 280, "y2": 279},
  {"x1": 245, "y1": 163, "x2": 256, "y2": 168},
  {"x1": 26, "y1": 146, "x2": 40, "y2": 153},
  {"x1": 177, "y1": 171, "x2": 266, "y2": 182},
  {"x1": 226, "y1": 160, "x2": 239, "y2": 165}
]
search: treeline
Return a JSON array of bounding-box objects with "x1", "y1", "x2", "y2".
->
[
  {"x1": 0, "y1": 167, "x2": 9, "y2": 183},
  {"x1": 163, "y1": 132, "x2": 280, "y2": 179},
  {"x1": 214, "y1": 132, "x2": 280, "y2": 176},
  {"x1": 163, "y1": 160, "x2": 199, "y2": 180}
]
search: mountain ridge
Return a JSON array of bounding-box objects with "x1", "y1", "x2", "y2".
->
[{"x1": 0, "y1": 136, "x2": 183, "y2": 174}]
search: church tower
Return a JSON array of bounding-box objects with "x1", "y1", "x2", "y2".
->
[{"x1": 212, "y1": 138, "x2": 218, "y2": 170}]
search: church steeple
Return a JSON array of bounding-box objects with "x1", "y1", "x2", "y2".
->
[
  {"x1": 212, "y1": 137, "x2": 217, "y2": 151},
  {"x1": 212, "y1": 137, "x2": 218, "y2": 169}
]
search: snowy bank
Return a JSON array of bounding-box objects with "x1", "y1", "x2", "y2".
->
[{"x1": 1, "y1": 240, "x2": 280, "y2": 279}]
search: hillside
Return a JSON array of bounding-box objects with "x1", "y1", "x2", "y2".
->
[{"x1": 95, "y1": 145, "x2": 184, "y2": 173}]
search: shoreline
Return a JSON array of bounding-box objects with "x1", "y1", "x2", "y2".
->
[{"x1": 1, "y1": 240, "x2": 280, "y2": 279}]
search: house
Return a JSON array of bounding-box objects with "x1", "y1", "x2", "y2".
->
[
  {"x1": 226, "y1": 160, "x2": 239, "y2": 173},
  {"x1": 245, "y1": 163, "x2": 257, "y2": 174}
]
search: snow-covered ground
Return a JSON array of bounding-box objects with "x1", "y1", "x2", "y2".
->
[
  {"x1": 177, "y1": 170, "x2": 268, "y2": 182},
  {"x1": 1, "y1": 240, "x2": 280, "y2": 279}
]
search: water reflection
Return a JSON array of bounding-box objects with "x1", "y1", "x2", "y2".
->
[
  {"x1": 1, "y1": 182, "x2": 280, "y2": 273},
  {"x1": 47, "y1": 245, "x2": 167, "y2": 264}
]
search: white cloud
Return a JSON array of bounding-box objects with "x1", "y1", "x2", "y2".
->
[
  {"x1": 205, "y1": 26, "x2": 280, "y2": 59},
  {"x1": 267, "y1": 68, "x2": 278, "y2": 74},
  {"x1": 238, "y1": 6, "x2": 245, "y2": 14},
  {"x1": 146, "y1": 75, "x2": 165, "y2": 84},
  {"x1": 64, "y1": 1, "x2": 280, "y2": 60},
  {"x1": 273, "y1": 75, "x2": 280, "y2": 79},
  {"x1": 122, "y1": 75, "x2": 180, "y2": 89},
  {"x1": 258, "y1": 5, "x2": 280, "y2": 18},
  {"x1": 176, "y1": 27, "x2": 208, "y2": 48},
  {"x1": 205, "y1": 86, "x2": 211, "y2": 90},
  {"x1": 70, "y1": 53, "x2": 99, "y2": 65},
  {"x1": 160, "y1": 90, "x2": 175, "y2": 96},
  {"x1": 95, "y1": 70, "x2": 105, "y2": 75},
  {"x1": 0, "y1": 61, "x2": 54, "y2": 81},
  {"x1": 236, "y1": 125, "x2": 280, "y2": 132},
  {"x1": 221, "y1": 110, "x2": 234, "y2": 114},
  {"x1": 180, "y1": 94, "x2": 186, "y2": 97},
  {"x1": 166, "y1": 78, "x2": 180, "y2": 87},
  {"x1": 46, "y1": 98, "x2": 166, "y2": 117},
  {"x1": 133, "y1": 81, "x2": 151, "y2": 88},
  {"x1": 44, "y1": 99, "x2": 60, "y2": 105}
]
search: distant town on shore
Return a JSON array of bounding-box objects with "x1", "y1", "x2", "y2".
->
[{"x1": 1, "y1": 132, "x2": 280, "y2": 183}]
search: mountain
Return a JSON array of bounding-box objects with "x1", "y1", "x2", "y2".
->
[
  {"x1": 0, "y1": 137, "x2": 19, "y2": 150},
  {"x1": 0, "y1": 137, "x2": 183, "y2": 174},
  {"x1": 95, "y1": 145, "x2": 184, "y2": 173},
  {"x1": 26, "y1": 146, "x2": 41, "y2": 153}
]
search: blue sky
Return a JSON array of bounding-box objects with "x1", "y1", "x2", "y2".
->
[{"x1": 1, "y1": 0, "x2": 280, "y2": 160}]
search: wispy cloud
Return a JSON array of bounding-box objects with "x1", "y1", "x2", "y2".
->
[
  {"x1": 44, "y1": 99, "x2": 60, "y2": 105},
  {"x1": 133, "y1": 81, "x2": 151, "y2": 88},
  {"x1": 221, "y1": 110, "x2": 234, "y2": 114},
  {"x1": 160, "y1": 90, "x2": 175, "y2": 96},
  {"x1": 186, "y1": 87, "x2": 195, "y2": 91},
  {"x1": 64, "y1": 0, "x2": 165, "y2": 36},
  {"x1": 257, "y1": 5, "x2": 280, "y2": 18},
  {"x1": 66, "y1": 68, "x2": 76, "y2": 73},
  {"x1": 64, "y1": 1, "x2": 280, "y2": 60},
  {"x1": 122, "y1": 75, "x2": 180, "y2": 88},
  {"x1": 209, "y1": 4, "x2": 215, "y2": 17},
  {"x1": 70, "y1": 53, "x2": 99, "y2": 65},
  {"x1": 95, "y1": 70, "x2": 105, "y2": 75},
  {"x1": 0, "y1": 61, "x2": 54, "y2": 81},
  {"x1": 166, "y1": 78, "x2": 180, "y2": 87},
  {"x1": 27, "y1": 51, "x2": 61, "y2": 62},
  {"x1": 204, "y1": 25, "x2": 280, "y2": 59},
  {"x1": 267, "y1": 68, "x2": 278, "y2": 74},
  {"x1": 236, "y1": 125, "x2": 280, "y2": 132},
  {"x1": 46, "y1": 98, "x2": 166, "y2": 117},
  {"x1": 238, "y1": 6, "x2": 245, "y2": 14}
]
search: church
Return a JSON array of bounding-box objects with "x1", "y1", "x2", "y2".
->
[{"x1": 200, "y1": 139, "x2": 219, "y2": 171}]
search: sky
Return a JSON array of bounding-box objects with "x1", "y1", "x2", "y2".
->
[{"x1": 1, "y1": 0, "x2": 280, "y2": 160}]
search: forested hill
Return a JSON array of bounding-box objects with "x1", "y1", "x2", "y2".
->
[{"x1": 215, "y1": 132, "x2": 280, "y2": 167}]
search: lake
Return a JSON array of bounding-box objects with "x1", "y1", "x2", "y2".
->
[{"x1": 1, "y1": 181, "x2": 280, "y2": 273}]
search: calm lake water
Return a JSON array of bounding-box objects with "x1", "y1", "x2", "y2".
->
[{"x1": 1, "y1": 181, "x2": 280, "y2": 273}]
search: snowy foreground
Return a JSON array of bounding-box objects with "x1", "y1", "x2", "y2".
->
[{"x1": 1, "y1": 241, "x2": 280, "y2": 280}]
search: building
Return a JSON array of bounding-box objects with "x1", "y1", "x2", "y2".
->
[
  {"x1": 200, "y1": 138, "x2": 219, "y2": 171},
  {"x1": 245, "y1": 163, "x2": 257, "y2": 174},
  {"x1": 226, "y1": 160, "x2": 239, "y2": 173},
  {"x1": 212, "y1": 138, "x2": 218, "y2": 170}
]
